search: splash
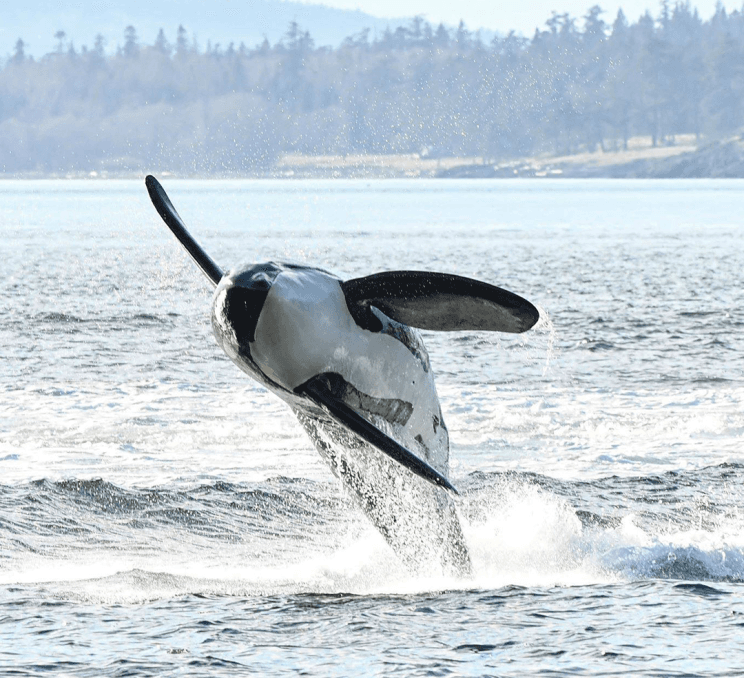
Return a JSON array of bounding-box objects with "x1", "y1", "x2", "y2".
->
[{"x1": 5, "y1": 468, "x2": 744, "y2": 605}]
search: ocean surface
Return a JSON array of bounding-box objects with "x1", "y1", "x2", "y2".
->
[{"x1": 1, "y1": 178, "x2": 743, "y2": 676}]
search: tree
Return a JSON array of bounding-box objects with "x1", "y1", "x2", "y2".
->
[
  {"x1": 54, "y1": 31, "x2": 66, "y2": 54},
  {"x1": 154, "y1": 29, "x2": 171, "y2": 55},
  {"x1": 124, "y1": 26, "x2": 139, "y2": 58},
  {"x1": 12, "y1": 39, "x2": 25, "y2": 64},
  {"x1": 584, "y1": 5, "x2": 607, "y2": 46},
  {"x1": 434, "y1": 23, "x2": 449, "y2": 48},
  {"x1": 94, "y1": 34, "x2": 106, "y2": 57},
  {"x1": 2, "y1": 8, "x2": 743, "y2": 174},
  {"x1": 176, "y1": 25, "x2": 189, "y2": 57}
]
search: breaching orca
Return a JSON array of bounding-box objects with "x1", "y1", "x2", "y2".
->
[{"x1": 145, "y1": 175, "x2": 539, "y2": 577}]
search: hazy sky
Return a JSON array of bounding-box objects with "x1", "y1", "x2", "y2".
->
[{"x1": 297, "y1": 0, "x2": 740, "y2": 34}]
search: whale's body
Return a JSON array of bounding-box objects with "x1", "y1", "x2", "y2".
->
[
  {"x1": 145, "y1": 176, "x2": 539, "y2": 577},
  {"x1": 213, "y1": 262, "x2": 467, "y2": 574}
]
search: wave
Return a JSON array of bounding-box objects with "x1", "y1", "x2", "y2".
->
[
  {"x1": 1, "y1": 477, "x2": 341, "y2": 539},
  {"x1": 5, "y1": 311, "x2": 182, "y2": 335},
  {"x1": 2, "y1": 465, "x2": 744, "y2": 598}
]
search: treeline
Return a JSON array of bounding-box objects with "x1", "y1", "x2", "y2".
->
[{"x1": 1, "y1": 4, "x2": 743, "y2": 174}]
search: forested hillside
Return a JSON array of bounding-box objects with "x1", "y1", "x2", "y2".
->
[
  {"x1": 2, "y1": 0, "x2": 408, "y2": 61},
  {"x1": 1, "y1": 3, "x2": 743, "y2": 174}
]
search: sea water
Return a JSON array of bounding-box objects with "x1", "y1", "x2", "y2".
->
[{"x1": 1, "y1": 179, "x2": 743, "y2": 675}]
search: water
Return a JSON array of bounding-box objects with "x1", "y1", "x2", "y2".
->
[{"x1": 1, "y1": 178, "x2": 743, "y2": 675}]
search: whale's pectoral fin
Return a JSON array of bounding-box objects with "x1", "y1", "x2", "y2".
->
[
  {"x1": 145, "y1": 175, "x2": 224, "y2": 286},
  {"x1": 342, "y1": 271, "x2": 539, "y2": 333},
  {"x1": 297, "y1": 375, "x2": 458, "y2": 494}
]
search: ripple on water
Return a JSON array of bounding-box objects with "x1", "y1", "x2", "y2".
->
[{"x1": 1, "y1": 179, "x2": 744, "y2": 676}]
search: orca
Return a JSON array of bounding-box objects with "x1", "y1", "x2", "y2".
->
[{"x1": 145, "y1": 175, "x2": 539, "y2": 577}]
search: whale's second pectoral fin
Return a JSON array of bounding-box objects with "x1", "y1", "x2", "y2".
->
[
  {"x1": 145, "y1": 175, "x2": 224, "y2": 287},
  {"x1": 342, "y1": 271, "x2": 539, "y2": 333},
  {"x1": 297, "y1": 374, "x2": 458, "y2": 494}
]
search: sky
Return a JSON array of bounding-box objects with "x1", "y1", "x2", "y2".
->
[
  {"x1": 3, "y1": 0, "x2": 741, "y2": 57},
  {"x1": 295, "y1": 0, "x2": 741, "y2": 34}
]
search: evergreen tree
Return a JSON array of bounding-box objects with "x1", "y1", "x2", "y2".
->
[
  {"x1": 0, "y1": 9, "x2": 742, "y2": 174},
  {"x1": 124, "y1": 26, "x2": 139, "y2": 59},
  {"x1": 12, "y1": 39, "x2": 25, "y2": 64}
]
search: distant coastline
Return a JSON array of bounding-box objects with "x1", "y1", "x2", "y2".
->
[
  {"x1": 4, "y1": 137, "x2": 743, "y2": 180},
  {"x1": 275, "y1": 136, "x2": 744, "y2": 179},
  {"x1": 436, "y1": 137, "x2": 744, "y2": 179},
  {"x1": 3, "y1": 6, "x2": 743, "y2": 180}
]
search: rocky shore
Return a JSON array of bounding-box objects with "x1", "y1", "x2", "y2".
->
[
  {"x1": 6, "y1": 137, "x2": 743, "y2": 180},
  {"x1": 437, "y1": 138, "x2": 744, "y2": 179}
]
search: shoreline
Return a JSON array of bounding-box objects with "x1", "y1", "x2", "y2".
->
[{"x1": 2, "y1": 137, "x2": 742, "y2": 180}]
